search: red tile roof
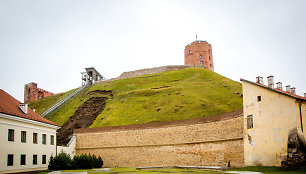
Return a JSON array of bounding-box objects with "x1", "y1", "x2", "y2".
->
[
  {"x1": 240, "y1": 79, "x2": 306, "y2": 101},
  {"x1": 0, "y1": 89, "x2": 59, "y2": 127}
]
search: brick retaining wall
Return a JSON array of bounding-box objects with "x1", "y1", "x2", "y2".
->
[{"x1": 74, "y1": 110, "x2": 244, "y2": 167}]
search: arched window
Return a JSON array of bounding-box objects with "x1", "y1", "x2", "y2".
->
[
  {"x1": 189, "y1": 50, "x2": 191, "y2": 54},
  {"x1": 200, "y1": 55, "x2": 202, "y2": 59},
  {"x1": 200, "y1": 61, "x2": 203, "y2": 65}
]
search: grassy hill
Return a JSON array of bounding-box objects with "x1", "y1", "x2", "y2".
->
[{"x1": 29, "y1": 67, "x2": 243, "y2": 128}]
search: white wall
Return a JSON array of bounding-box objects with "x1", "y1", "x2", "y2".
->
[
  {"x1": 57, "y1": 135, "x2": 76, "y2": 158},
  {"x1": 0, "y1": 113, "x2": 58, "y2": 173}
]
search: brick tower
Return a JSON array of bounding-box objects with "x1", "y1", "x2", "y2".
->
[{"x1": 184, "y1": 40, "x2": 214, "y2": 71}]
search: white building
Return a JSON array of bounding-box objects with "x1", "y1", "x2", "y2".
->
[{"x1": 0, "y1": 89, "x2": 60, "y2": 173}]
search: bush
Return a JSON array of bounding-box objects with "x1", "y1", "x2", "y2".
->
[
  {"x1": 48, "y1": 151, "x2": 103, "y2": 170},
  {"x1": 48, "y1": 151, "x2": 73, "y2": 170}
]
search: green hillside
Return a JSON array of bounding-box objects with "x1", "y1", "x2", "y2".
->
[
  {"x1": 28, "y1": 88, "x2": 77, "y2": 114},
  {"x1": 29, "y1": 67, "x2": 243, "y2": 127}
]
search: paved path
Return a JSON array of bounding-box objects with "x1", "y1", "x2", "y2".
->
[{"x1": 48, "y1": 168, "x2": 264, "y2": 174}]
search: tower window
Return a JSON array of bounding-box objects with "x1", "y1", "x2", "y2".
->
[
  {"x1": 208, "y1": 49, "x2": 210, "y2": 53},
  {"x1": 209, "y1": 56, "x2": 211, "y2": 60},
  {"x1": 257, "y1": 96, "x2": 261, "y2": 102},
  {"x1": 200, "y1": 55, "x2": 202, "y2": 59},
  {"x1": 200, "y1": 61, "x2": 203, "y2": 65},
  {"x1": 189, "y1": 50, "x2": 191, "y2": 54},
  {"x1": 247, "y1": 115, "x2": 253, "y2": 129}
]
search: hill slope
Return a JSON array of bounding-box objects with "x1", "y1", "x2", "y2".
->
[{"x1": 30, "y1": 67, "x2": 243, "y2": 128}]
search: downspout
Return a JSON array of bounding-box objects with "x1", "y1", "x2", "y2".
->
[{"x1": 299, "y1": 101, "x2": 303, "y2": 132}]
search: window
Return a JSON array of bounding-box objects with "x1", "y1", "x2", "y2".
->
[
  {"x1": 7, "y1": 154, "x2": 13, "y2": 166},
  {"x1": 8, "y1": 129, "x2": 14, "y2": 141},
  {"x1": 209, "y1": 56, "x2": 211, "y2": 60},
  {"x1": 208, "y1": 49, "x2": 210, "y2": 53},
  {"x1": 200, "y1": 55, "x2": 202, "y2": 59},
  {"x1": 33, "y1": 155, "x2": 37, "y2": 165},
  {"x1": 20, "y1": 155, "x2": 26, "y2": 165},
  {"x1": 189, "y1": 50, "x2": 191, "y2": 54},
  {"x1": 247, "y1": 115, "x2": 253, "y2": 129},
  {"x1": 257, "y1": 96, "x2": 261, "y2": 102},
  {"x1": 42, "y1": 134, "x2": 46, "y2": 144},
  {"x1": 33, "y1": 133, "x2": 38, "y2": 144},
  {"x1": 42, "y1": 155, "x2": 46, "y2": 164},
  {"x1": 21, "y1": 131, "x2": 26, "y2": 143},
  {"x1": 200, "y1": 61, "x2": 203, "y2": 65},
  {"x1": 50, "y1": 135, "x2": 54, "y2": 145}
]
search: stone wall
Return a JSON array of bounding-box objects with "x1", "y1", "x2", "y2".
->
[
  {"x1": 95, "y1": 65, "x2": 204, "y2": 84},
  {"x1": 74, "y1": 110, "x2": 244, "y2": 167}
]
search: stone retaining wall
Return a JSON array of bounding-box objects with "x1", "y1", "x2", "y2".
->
[
  {"x1": 95, "y1": 65, "x2": 204, "y2": 84},
  {"x1": 74, "y1": 110, "x2": 244, "y2": 167}
]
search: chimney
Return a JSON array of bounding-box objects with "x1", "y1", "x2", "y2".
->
[
  {"x1": 267, "y1": 76, "x2": 274, "y2": 88},
  {"x1": 276, "y1": 82, "x2": 283, "y2": 90},
  {"x1": 19, "y1": 103, "x2": 28, "y2": 114},
  {"x1": 256, "y1": 76, "x2": 264, "y2": 84},
  {"x1": 290, "y1": 87, "x2": 296, "y2": 94},
  {"x1": 286, "y1": 85, "x2": 291, "y2": 92}
]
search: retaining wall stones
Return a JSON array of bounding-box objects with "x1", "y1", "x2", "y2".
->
[{"x1": 74, "y1": 110, "x2": 244, "y2": 167}]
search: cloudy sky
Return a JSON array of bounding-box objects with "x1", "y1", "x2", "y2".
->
[{"x1": 1, "y1": 0, "x2": 305, "y2": 102}]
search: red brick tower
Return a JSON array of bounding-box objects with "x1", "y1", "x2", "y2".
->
[{"x1": 184, "y1": 40, "x2": 214, "y2": 71}]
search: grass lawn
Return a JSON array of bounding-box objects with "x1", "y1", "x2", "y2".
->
[
  {"x1": 31, "y1": 67, "x2": 243, "y2": 127},
  {"x1": 229, "y1": 166, "x2": 306, "y2": 174},
  {"x1": 40, "y1": 167, "x2": 306, "y2": 174}
]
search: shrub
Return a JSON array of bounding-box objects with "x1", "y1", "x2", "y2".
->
[
  {"x1": 48, "y1": 151, "x2": 73, "y2": 170},
  {"x1": 48, "y1": 152, "x2": 103, "y2": 170},
  {"x1": 92, "y1": 154, "x2": 103, "y2": 168},
  {"x1": 73, "y1": 154, "x2": 92, "y2": 169}
]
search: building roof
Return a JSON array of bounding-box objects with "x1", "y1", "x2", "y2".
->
[
  {"x1": 0, "y1": 89, "x2": 59, "y2": 126},
  {"x1": 240, "y1": 78, "x2": 306, "y2": 101}
]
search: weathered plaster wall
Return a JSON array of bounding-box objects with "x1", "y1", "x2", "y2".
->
[
  {"x1": 75, "y1": 112, "x2": 244, "y2": 167},
  {"x1": 242, "y1": 81, "x2": 306, "y2": 166}
]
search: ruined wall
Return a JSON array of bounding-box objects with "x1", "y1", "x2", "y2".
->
[
  {"x1": 24, "y1": 82, "x2": 54, "y2": 103},
  {"x1": 184, "y1": 41, "x2": 214, "y2": 71},
  {"x1": 95, "y1": 65, "x2": 204, "y2": 84},
  {"x1": 75, "y1": 111, "x2": 244, "y2": 167}
]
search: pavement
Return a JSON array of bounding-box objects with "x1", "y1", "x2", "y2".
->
[{"x1": 48, "y1": 168, "x2": 264, "y2": 174}]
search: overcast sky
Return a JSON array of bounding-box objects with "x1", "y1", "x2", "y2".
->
[{"x1": 1, "y1": 0, "x2": 305, "y2": 102}]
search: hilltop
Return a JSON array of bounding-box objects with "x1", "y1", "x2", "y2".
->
[{"x1": 29, "y1": 67, "x2": 243, "y2": 144}]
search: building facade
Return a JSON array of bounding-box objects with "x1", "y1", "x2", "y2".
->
[
  {"x1": 0, "y1": 89, "x2": 59, "y2": 173},
  {"x1": 24, "y1": 82, "x2": 54, "y2": 103},
  {"x1": 241, "y1": 77, "x2": 306, "y2": 166},
  {"x1": 184, "y1": 40, "x2": 214, "y2": 71}
]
